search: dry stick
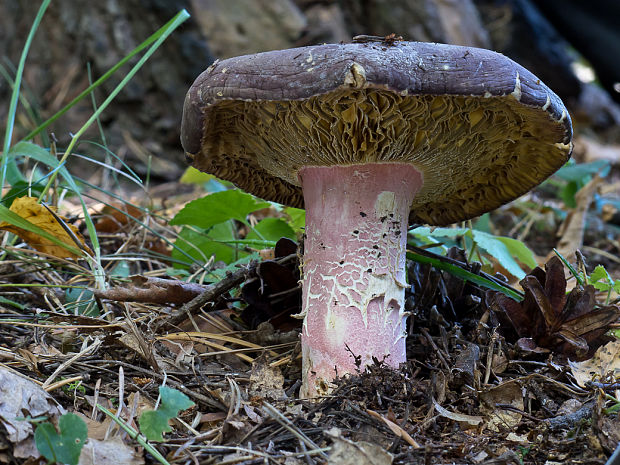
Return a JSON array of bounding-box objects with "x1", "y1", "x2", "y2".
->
[
  {"x1": 41, "y1": 337, "x2": 102, "y2": 389},
  {"x1": 78, "y1": 359, "x2": 226, "y2": 410},
  {"x1": 483, "y1": 328, "x2": 497, "y2": 385},
  {"x1": 420, "y1": 328, "x2": 450, "y2": 371},
  {"x1": 262, "y1": 402, "x2": 329, "y2": 460},
  {"x1": 157, "y1": 254, "x2": 297, "y2": 331},
  {"x1": 159, "y1": 266, "x2": 254, "y2": 330}
]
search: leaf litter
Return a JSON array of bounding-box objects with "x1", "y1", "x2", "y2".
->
[{"x1": 1, "y1": 196, "x2": 620, "y2": 464}]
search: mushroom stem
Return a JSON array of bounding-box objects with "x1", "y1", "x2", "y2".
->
[{"x1": 298, "y1": 163, "x2": 423, "y2": 397}]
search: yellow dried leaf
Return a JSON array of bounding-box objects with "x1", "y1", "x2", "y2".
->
[{"x1": 0, "y1": 196, "x2": 90, "y2": 259}]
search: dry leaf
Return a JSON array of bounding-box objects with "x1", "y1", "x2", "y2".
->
[
  {"x1": 78, "y1": 437, "x2": 144, "y2": 465},
  {"x1": 0, "y1": 367, "x2": 62, "y2": 444},
  {"x1": 569, "y1": 339, "x2": 620, "y2": 388},
  {"x1": 94, "y1": 275, "x2": 205, "y2": 304},
  {"x1": 553, "y1": 175, "x2": 603, "y2": 261},
  {"x1": 488, "y1": 256, "x2": 620, "y2": 361},
  {"x1": 480, "y1": 380, "x2": 524, "y2": 432},
  {"x1": 249, "y1": 355, "x2": 286, "y2": 400},
  {"x1": 573, "y1": 135, "x2": 620, "y2": 164},
  {"x1": 366, "y1": 409, "x2": 420, "y2": 448},
  {"x1": 432, "y1": 398, "x2": 484, "y2": 426},
  {"x1": 94, "y1": 202, "x2": 143, "y2": 233},
  {"x1": 0, "y1": 196, "x2": 90, "y2": 259},
  {"x1": 326, "y1": 427, "x2": 393, "y2": 465}
]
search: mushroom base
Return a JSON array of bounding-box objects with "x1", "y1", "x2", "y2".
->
[{"x1": 299, "y1": 163, "x2": 423, "y2": 398}]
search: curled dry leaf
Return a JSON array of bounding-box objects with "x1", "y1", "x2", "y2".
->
[
  {"x1": 488, "y1": 256, "x2": 620, "y2": 361},
  {"x1": 241, "y1": 237, "x2": 300, "y2": 330},
  {"x1": 94, "y1": 275, "x2": 205, "y2": 304},
  {"x1": 0, "y1": 196, "x2": 90, "y2": 259},
  {"x1": 325, "y1": 427, "x2": 393, "y2": 465},
  {"x1": 569, "y1": 338, "x2": 620, "y2": 388},
  {"x1": 94, "y1": 202, "x2": 143, "y2": 233}
]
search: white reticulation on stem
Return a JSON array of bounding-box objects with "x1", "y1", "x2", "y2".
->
[{"x1": 298, "y1": 163, "x2": 423, "y2": 398}]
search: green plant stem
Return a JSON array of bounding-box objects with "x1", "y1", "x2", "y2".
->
[
  {"x1": 407, "y1": 248, "x2": 524, "y2": 301},
  {"x1": 23, "y1": 12, "x2": 185, "y2": 142},
  {"x1": 38, "y1": 9, "x2": 190, "y2": 199},
  {"x1": 96, "y1": 404, "x2": 170, "y2": 465},
  {"x1": 1, "y1": 0, "x2": 51, "y2": 190}
]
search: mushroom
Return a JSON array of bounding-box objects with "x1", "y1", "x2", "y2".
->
[{"x1": 181, "y1": 41, "x2": 572, "y2": 397}]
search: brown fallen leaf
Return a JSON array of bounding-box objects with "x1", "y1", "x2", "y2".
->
[
  {"x1": 488, "y1": 256, "x2": 620, "y2": 361},
  {"x1": 94, "y1": 202, "x2": 143, "y2": 233},
  {"x1": 79, "y1": 437, "x2": 144, "y2": 465},
  {"x1": 94, "y1": 275, "x2": 205, "y2": 304},
  {"x1": 0, "y1": 196, "x2": 90, "y2": 259},
  {"x1": 479, "y1": 380, "x2": 524, "y2": 432},
  {"x1": 366, "y1": 409, "x2": 420, "y2": 448},
  {"x1": 325, "y1": 427, "x2": 393, "y2": 465},
  {"x1": 552, "y1": 175, "x2": 603, "y2": 261},
  {"x1": 249, "y1": 355, "x2": 286, "y2": 400},
  {"x1": 569, "y1": 338, "x2": 620, "y2": 388}
]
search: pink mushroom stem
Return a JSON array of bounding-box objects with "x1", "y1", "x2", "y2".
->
[{"x1": 298, "y1": 163, "x2": 423, "y2": 397}]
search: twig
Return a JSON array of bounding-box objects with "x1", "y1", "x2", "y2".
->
[
  {"x1": 420, "y1": 328, "x2": 450, "y2": 371},
  {"x1": 157, "y1": 254, "x2": 296, "y2": 330},
  {"x1": 262, "y1": 402, "x2": 329, "y2": 460},
  {"x1": 42, "y1": 337, "x2": 102, "y2": 389}
]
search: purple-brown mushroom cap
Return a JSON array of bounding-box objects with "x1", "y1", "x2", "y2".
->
[{"x1": 181, "y1": 40, "x2": 572, "y2": 225}]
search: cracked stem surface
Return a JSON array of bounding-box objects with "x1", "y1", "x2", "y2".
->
[{"x1": 299, "y1": 163, "x2": 422, "y2": 397}]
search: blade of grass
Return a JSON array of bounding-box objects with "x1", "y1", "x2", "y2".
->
[
  {"x1": 0, "y1": 63, "x2": 46, "y2": 158},
  {"x1": 23, "y1": 12, "x2": 187, "y2": 142},
  {"x1": 553, "y1": 248, "x2": 585, "y2": 286},
  {"x1": 406, "y1": 249, "x2": 524, "y2": 301},
  {"x1": 1, "y1": 0, "x2": 51, "y2": 190},
  {"x1": 34, "y1": 10, "x2": 187, "y2": 288},
  {"x1": 96, "y1": 404, "x2": 170, "y2": 465},
  {"x1": 38, "y1": 9, "x2": 190, "y2": 198}
]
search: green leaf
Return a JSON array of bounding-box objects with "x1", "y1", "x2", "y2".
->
[
  {"x1": 2, "y1": 181, "x2": 44, "y2": 207},
  {"x1": 284, "y1": 207, "x2": 305, "y2": 234},
  {"x1": 412, "y1": 226, "x2": 469, "y2": 238},
  {"x1": 65, "y1": 288, "x2": 98, "y2": 316},
  {"x1": 110, "y1": 260, "x2": 131, "y2": 278},
  {"x1": 554, "y1": 160, "x2": 610, "y2": 182},
  {"x1": 172, "y1": 222, "x2": 244, "y2": 268},
  {"x1": 558, "y1": 181, "x2": 579, "y2": 208},
  {"x1": 247, "y1": 217, "x2": 296, "y2": 242},
  {"x1": 488, "y1": 234, "x2": 537, "y2": 269},
  {"x1": 410, "y1": 227, "x2": 535, "y2": 279},
  {"x1": 471, "y1": 231, "x2": 529, "y2": 279},
  {"x1": 220, "y1": 238, "x2": 278, "y2": 249},
  {"x1": 35, "y1": 413, "x2": 88, "y2": 465},
  {"x1": 589, "y1": 265, "x2": 611, "y2": 284},
  {"x1": 206, "y1": 253, "x2": 260, "y2": 282},
  {"x1": 170, "y1": 190, "x2": 270, "y2": 229},
  {"x1": 139, "y1": 386, "x2": 194, "y2": 442},
  {"x1": 180, "y1": 167, "x2": 214, "y2": 184}
]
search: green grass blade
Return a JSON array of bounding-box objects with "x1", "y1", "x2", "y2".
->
[
  {"x1": 23, "y1": 11, "x2": 187, "y2": 142},
  {"x1": 406, "y1": 250, "x2": 524, "y2": 301},
  {"x1": 38, "y1": 9, "x2": 190, "y2": 198},
  {"x1": 552, "y1": 248, "x2": 585, "y2": 286},
  {"x1": 1, "y1": 0, "x2": 51, "y2": 190}
]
